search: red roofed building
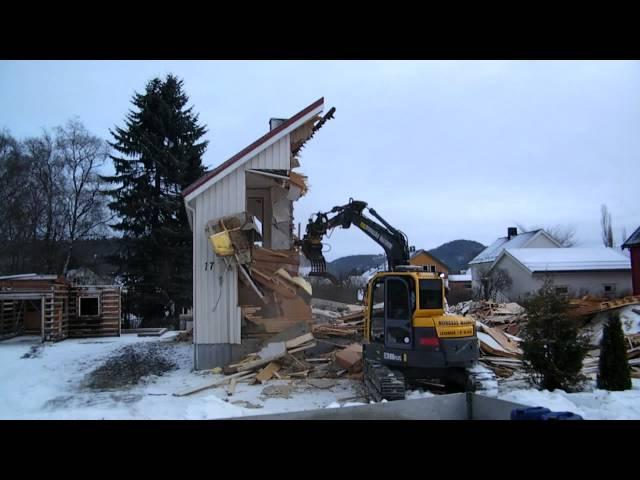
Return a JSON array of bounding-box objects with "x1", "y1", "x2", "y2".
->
[{"x1": 622, "y1": 226, "x2": 640, "y2": 295}]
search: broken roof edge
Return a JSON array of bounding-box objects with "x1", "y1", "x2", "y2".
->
[{"x1": 183, "y1": 97, "x2": 324, "y2": 202}]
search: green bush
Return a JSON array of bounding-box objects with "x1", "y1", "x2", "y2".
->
[
  {"x1": 597, "y1": 312, "x2": 632, "y2": 391},
  {"x1": 521, "y1": 279, "x2": 591, "y2": 392}
]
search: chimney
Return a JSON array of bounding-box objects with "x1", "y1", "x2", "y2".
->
[
  {"x1": 269, "y1": 118, "x2": 287, "y2": 131},
  {"x1": 507, "y1": 227, "x2": 518, "y2": 240}
]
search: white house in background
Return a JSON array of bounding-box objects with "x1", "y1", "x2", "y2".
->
[
  {"x1": 468, "y1": 227, "x2": 563, "y2": 292},
  {"x1": 487, "y1": 247, "x2": 632, "y2": 301}
]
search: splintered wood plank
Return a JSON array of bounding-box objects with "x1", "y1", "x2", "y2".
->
[
  {"x1": 173, "y1": 371, "x2": 251, "y2": 397},
  {"x1": 285, "y1": 332, "x2": 314, "y2": 350},
  {"x1": 254, "y1": 362, "x2": 281, "y2": 384},
  {"x1": 227, "y1": 377, "x2": 238, "y2": 395},
  {"x1": 288, "y1": 342, "x2": 316, "y2": 354}
]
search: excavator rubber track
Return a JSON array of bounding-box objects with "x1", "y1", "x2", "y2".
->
[
  {"x1": 466, "y1": 363, "x2": 499, "y2": 395},
  {"x1": 364, "y1": 358, "x2": 406, "y2": 402}
]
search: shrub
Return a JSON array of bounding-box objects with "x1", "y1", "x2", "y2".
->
[
  {"x1": 521, "y1": 279, "x2": 591, "y2": 392},
  {"x1": 597, "y1": 312, "x2": 632, "y2": 391}
]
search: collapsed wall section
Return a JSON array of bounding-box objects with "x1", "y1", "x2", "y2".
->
[{"x1": 187, "y1": 100, "x2": 334, "y2": 369}]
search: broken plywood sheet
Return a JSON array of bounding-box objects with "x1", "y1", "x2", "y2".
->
[
  {"x1": 279, "y1": 296, "x2": 312, "y2": 323},
  {"x1": 335, "y1": 343, "x2": 363, "y2": 372},
  {"x1": 250, "y1": 268, "x2": 298, "y2": 299},
  {"x1": 254, "y1": 362, "x2": 281, "y2": 384},
  {"x1": 245, "y1": 316, "x2": 306, "y2": 334},
  {"x1": 265, "y1": 321, "x2": 311, "y2": 344},
  {"x1": 275, "y1": 268, "x2": 312, "y2": 296}
]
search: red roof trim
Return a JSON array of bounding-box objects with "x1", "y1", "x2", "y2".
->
[{"x1": 183, "y1": 97, "x2": 324, "y2": 198}]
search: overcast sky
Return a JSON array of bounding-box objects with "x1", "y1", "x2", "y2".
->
[{"x1": 1, "y1": 60, "x2": 638, "y2": 261}]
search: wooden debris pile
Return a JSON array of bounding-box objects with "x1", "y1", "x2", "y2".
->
[
  {"x1": 240, "y1": 247, "x2": 314, "y2": 336},
  {"x1": 475, "y1": 321, "x2": 523, "y2": 377},
  {"x1": 452, "y1": 300, "x2": 527, "y2": 337},
  {"x1": 568, "y1": 295, "x2": 640, "y2": 319},
  {"x1": 312, "y1": 309, "x2": 364, "y2": 339}
]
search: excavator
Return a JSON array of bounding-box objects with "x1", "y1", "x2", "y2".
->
[{"x1": 297, "y1": 199, "x2": 497, "y2": 401}]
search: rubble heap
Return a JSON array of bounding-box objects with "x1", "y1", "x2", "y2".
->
[
  {"x1": 452, "y1": 298, "x2": 640, "y2": 380},
  {"x1": 206, "y1": 212, "x2": 314, "y2": 337}
]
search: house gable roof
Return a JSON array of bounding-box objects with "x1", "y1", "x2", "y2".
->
[
  {"x1": 490, "y1": 247, "x2": 631, "y2": 274},
  {"x1": 468, "y1": 229, "x2": 562, "y2": 265},
  {"x1": 622, "y1": 225, "x2": 640, "y2": 249},
  {"x1": 183, "y1": 98, "x2": 324, "y2": 202}
]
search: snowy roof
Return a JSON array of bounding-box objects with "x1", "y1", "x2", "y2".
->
[
  {"x1": 496, "y1": 247, "x2": 631, "y2": 273},
  {"x1": 469, "y1": 230, "x2": 561, "y2": 265},
  {"x1": 449, "y1": 274, "x2": 471, "y2": 282},
  {"x1": 622, "y1": 225, "x2": 640, "y2": 249}
]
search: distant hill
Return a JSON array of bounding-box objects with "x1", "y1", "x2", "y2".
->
[
  {"x1": 326, "y1": 254, "x2": 386, "y2": 280},
  {"x1": 429, "y1": 239, "x2": 486, "y2": 273},
  {"x1": 325, "y1": 239, "x2": 486, "y2": 278}
]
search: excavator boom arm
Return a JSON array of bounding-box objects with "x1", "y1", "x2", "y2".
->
[{"x1": 297, "y1": 199, "x2": 410, "y2": 279}]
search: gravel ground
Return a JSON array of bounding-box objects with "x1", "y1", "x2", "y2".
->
[{"x1": 82, "y1": 341, "x2": 180, "y2": 390}]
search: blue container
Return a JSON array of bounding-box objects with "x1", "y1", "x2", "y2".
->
[
  {"x1": 540, "y1": 411, "x2": 583, "y2": 421},
  {"x1": 511, "y1": 407, "x2": 551, "y2": 420},
  {"x1": 511, "y1": 407, "x2": 583, "y2": 420}
]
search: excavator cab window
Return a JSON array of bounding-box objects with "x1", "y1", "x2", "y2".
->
[
  {"x1": 419, "y1": 279, "x2": 443, "y2": 309},
  {"x1": 370, "y1": 279, "x2": 385, "y2": 343},
  {"x1": 384, "y1": 277, "x2": 414, "y2": 350}
]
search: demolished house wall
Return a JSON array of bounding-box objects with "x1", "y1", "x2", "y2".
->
[
  {"x1": 185, "y1": 99, "x2": 331, "y2": 370},
  {"x1": 190, "y1": 136, "x2": 296, "y2": 368}
]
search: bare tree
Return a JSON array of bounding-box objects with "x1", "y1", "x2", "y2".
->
[
  {"x1": 55, "y1": 119, "x2": 112, "y2": 274},
  {"x1": 601, "y1": 204, "x2": 614, "y2": 248},
  {"x1": 480, "y1": 267, "x2": 513, "y2": 301},
  {"x1": 24, "y1": 132, "x2": 67, "y2": 272},
  {"x1": 621, "y1": 227, "x2": 628, "y2": 247},
  {"x1": 516, "y1": 223, "x2": 576, "y2": 247}
]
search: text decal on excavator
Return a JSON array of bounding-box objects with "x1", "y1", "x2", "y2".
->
[
  {"x1": 438, "y1": 326, "x2": 474, "y2": 337},
  {"x1": 383, "y1": 351, "x2": 404, "y2": 362}
]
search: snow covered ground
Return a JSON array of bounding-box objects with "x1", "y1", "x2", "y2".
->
[
  {"x1": 497, "y1": 375, "x2": 640, "y2": 420},
  {"x1": 3, "y1": 332, "x2": 640, "y2": 420},
  {"x1": 0, "y1": 333, "x2": 361, "y2": 420}
]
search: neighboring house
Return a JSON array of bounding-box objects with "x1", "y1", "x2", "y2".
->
[
  {"x1": 410, "y1": 249, "x2": 450, "y2": 276},
  {"x1": 182, "y1": 98, "x2": 329, "y2": 370},
  {"x1": 0, "y1": 274, "x2": 121, "y2": 341},
  {"x1": 486, "y1": 248, "x2": 632, "y2": 302},
  {"x1": 622, "y1": 226, "x2": 640, "y2": 295},
  {"x1": 468, "y1": 227, "x2": 562, "y2": 292}
]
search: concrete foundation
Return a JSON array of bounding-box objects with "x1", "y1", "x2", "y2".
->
[
  {"x1": 234, "y1": 393, "x2": 528, "y2": 420},
  {"x1": 195, "y1": 339, "x2": 264, "y2": 370}
]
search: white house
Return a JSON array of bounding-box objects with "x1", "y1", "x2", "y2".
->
[
  {"x1": 182, "y1": 98, "x2": 330, "y2": 369},
  {"x1": 487, "y1": 247, "x2": 632, "y2": 301},
  {"x1": 468, "y1": 227, "x2": 562, "y2": 292}
]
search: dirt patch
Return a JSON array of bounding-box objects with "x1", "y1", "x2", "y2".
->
[{"x1": 83, "y1": 342, "x2": 178, "y2": 390}]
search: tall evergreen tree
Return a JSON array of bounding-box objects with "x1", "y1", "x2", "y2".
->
[
  {"x1": 102, "y1": 75, "x2": 207, "y2": 327},
  {"x1": 597, "y1": 312, "x2": 632, "y2": 391}
]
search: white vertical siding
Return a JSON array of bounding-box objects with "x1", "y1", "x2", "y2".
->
[
  {"x1": 190, "y1": 135, "x2": 291, "y2": 345},
  {"x1": 247, "y1": 135, "x2": 290, "y2": 170}
]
